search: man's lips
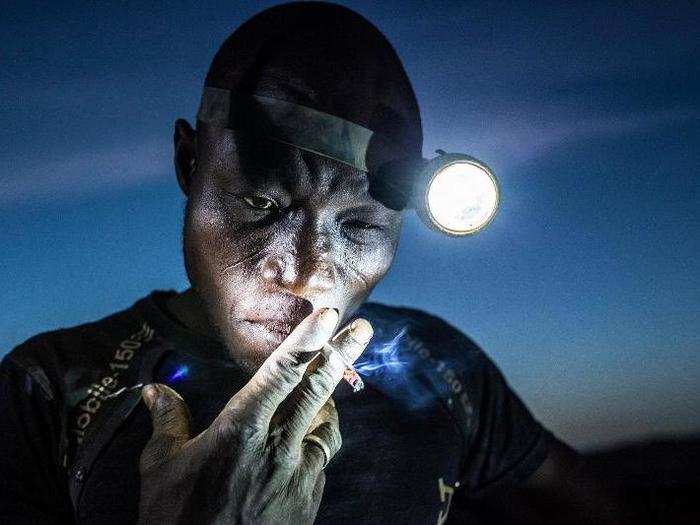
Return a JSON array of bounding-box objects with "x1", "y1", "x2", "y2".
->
[
  {"x1": 233, "y1": 295, "x2": 314, "y2": 343},
  {"x1": 244, "y1": 319, "x2": 295, "y2": 338},
  {"x1": 241, "y1": 309, "x2": 311, "y2": 341}
]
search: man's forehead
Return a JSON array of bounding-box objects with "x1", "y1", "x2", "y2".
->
[
  {"x1": 249, "y1": 143, "x2": 370, "y2": 198},
  {"x1": 203, "y1": 125, "x2": 370, "y2": 198}
]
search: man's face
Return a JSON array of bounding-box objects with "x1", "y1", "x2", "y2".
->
[{"x1": 181, "y1": 124, "x2": 402, "y2": 371}]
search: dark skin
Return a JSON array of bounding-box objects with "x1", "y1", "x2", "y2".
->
[
  {"x1": 136, "y1": 118, "x2": 646, "y2": 524},
  {"x1": 170, "y1": 120, "x2": 401, "y2": 373},
  {"x1": 136, "y1": 119, "x2": 397, "y2": 523}
]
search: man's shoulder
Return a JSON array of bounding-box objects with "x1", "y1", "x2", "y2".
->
[
  {"x1": 359, "y1": 301, "x2": 484, "y2": 360},
  {"x1": 359, "y1": 301, "x2": 446, "y2": 324},
  {"x1": 357, "y1": 302, "x2": 491, "y2": 403},
  {"x1": 2, "y1": 292, "x2": 160, "y2": 400}
]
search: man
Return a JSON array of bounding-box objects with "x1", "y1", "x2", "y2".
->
[{"x1": 0, "y1": 3, "x2": 642, "y2": 523}]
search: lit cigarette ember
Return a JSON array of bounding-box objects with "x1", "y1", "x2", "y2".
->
[
  {"x1": 321, "y1": 342, "x2": 364, "y2": 393},
  {"x1": 342, "y1": 367, "x2": 364, "y2": 392}
]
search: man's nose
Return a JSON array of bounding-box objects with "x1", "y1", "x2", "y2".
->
[{"x1": 260, "y1": 227, "x2": 337, "y2": 299}]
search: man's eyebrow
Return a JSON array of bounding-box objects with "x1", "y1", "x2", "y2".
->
[
  {"x1": 326, "y1": 168, "x2": 368, "y2": 196},
  {"x1": 340, "y1": 191, "x2": 402, "y2": 219}
]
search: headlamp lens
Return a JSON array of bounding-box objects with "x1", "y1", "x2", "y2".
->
[{"x1": 426, "y1": 160, "x2": 499, "y2": 235}]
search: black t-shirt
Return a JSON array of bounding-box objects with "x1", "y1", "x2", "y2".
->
[{"x1": 0, "y1": 291, "x2": 551, "y2": 524}]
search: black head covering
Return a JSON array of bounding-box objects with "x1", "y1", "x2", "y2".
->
[{"x1": 204, "y1": 1, "x2": 423, "y2": 170}]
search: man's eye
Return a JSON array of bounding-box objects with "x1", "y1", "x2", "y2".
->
[
  {"x1": 242, "y1": 195, "x2": 277, "y2": 210},
  {"x1": 344, "y1": 219, "x2": 379, "y2": 231}
]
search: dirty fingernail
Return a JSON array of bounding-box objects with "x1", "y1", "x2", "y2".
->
[
  {"x1": 349, "y1": 318, "x2": 373, "y2": 344},
  {"x1": 142, "y1": 384, "x2": 157, "y2": 409},
  {"x1": 319, "y1": 308, "x2": 339, "y2": 328}
]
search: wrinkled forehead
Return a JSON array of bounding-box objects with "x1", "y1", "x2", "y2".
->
[{"x1": 199, "y1": 123, "x2": 370, "y2": 199}]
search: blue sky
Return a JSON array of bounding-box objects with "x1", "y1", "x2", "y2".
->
[{"x1": 2, "y1": 1, "x2": 698, "y2": 449}]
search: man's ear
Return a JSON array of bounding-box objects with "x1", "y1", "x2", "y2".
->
[{"x1": 174, "y1": 119, "x2": 197, "y2": 196}]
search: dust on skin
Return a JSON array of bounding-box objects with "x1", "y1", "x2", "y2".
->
[{"x1": 168, "y1": 121, "x2": 403, "y2": 374}]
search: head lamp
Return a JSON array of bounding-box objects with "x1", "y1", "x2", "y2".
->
[
  {"x1": 414, "y1": 152, "x2": 499, "y2": 236},
  {"x1": 197, "y1": 88, "x2": 500, "y2": 236}
]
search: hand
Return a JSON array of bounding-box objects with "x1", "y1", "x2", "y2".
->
[{"x1": 137, "y1": 308, "x2": 372, "y2": 524}]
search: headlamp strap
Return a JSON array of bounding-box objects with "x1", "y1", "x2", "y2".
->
[{"x1": 197, "y1": 87, "x2": 410, "y2": 173}]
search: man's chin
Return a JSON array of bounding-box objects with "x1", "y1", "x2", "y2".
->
[{"x1": 218, "y1": 320, "x2": 287, "y2": 374}]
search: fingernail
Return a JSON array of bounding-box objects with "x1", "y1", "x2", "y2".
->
[
  {"x1": 349, "y1": 318, "x2": 373, "y2": 344},
  {"x1": 142, "y1": 384, "x2": 157, "y2": 409},
  {"x1": 319, "y1": 308, "x2": 339, "y2": 329}
]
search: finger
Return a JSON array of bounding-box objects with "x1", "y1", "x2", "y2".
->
[
  {"x1": 306, "y1": 398, "x2": 336, "y2": 436},
  {"x1": 283, "y1": 318, "x2": 372, "y2": 447},
  {"x1": 299, "y1": 406, "x2": 342, "y2": 490},
  {"x1": 220, "y1": 308, "x2": 339, "y2": 429},
  {"x1": 307, "y1": 471, "x2": 326, "y2": 518},
  {"x1": 140, "y1": 383, "x2": 192, "y2": 471}
]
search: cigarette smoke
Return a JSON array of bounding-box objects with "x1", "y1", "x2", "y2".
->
[{"x1": 354, "y1": 327, "x2": 408, "y2": 376}]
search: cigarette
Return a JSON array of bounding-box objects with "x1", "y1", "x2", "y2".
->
[{"x1": 321, "y1": 342, "x2": 364, "y2": 393}]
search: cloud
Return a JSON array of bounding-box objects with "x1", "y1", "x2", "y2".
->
[
  {"x1": 514, "y1": 108, "x2": 696, "y2": 161},
  {"x1": 440, "y1": 106, "x2": 700, "y2": 171},
  {"x1": 0, "y1": 136, "x2": 171, "y2": 207}
]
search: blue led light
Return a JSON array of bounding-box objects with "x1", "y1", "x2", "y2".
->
[{"x1": 168, "y1": 364, "x2": 189, "y2": 382}]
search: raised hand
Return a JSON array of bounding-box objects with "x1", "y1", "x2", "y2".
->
[{"x1": 137, "y1": 308, "x2": 372, "y2": 524}]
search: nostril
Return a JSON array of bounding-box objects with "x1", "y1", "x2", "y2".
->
[
  {"x1": 306, "y1": 260, "x2": 336, "y2": 291},
  {"x1": 317, "y1": 260, "x2": 333, "y2": 278},
  {"x1": 260, "y1": 256, "x2": 284, "y2": 283},
  {"x1": 260, "y1": 252, "x2": 300, "y2": 288}
]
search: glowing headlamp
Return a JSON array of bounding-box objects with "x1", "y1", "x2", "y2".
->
[
  {"x1": 197, "y1": 88, "x2": 499, "y2": 236},
  {"x1": 415, "y1": 152, "x2": 499, "y2": 236}
]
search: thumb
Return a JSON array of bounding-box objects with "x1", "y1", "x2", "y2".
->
[{"x1": 140, "y1": 383, "x2": 191, "y2": 471}]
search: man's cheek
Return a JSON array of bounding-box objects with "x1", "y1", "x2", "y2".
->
[
  {"x1": 219, "y1": 287, "x2": 243, "y2": 325},
  {"x1": 186, "y1": 199, "x2": 228, "y2": 258},
  {"x1": 190, "y1": 204, "x2": 266, "y2": 274},
  {"x1": 342, "y1": 243, "x2": 394, "y2": 287},
  {"x1": 334, "y1": 250, "x2": 392, "y2": 310},
  {"x1": 184, "y1": 211, "x2": 248, "y2": 308},
  {"x1": 220, "y1": 271, "x2": 264, "y2": 306}
]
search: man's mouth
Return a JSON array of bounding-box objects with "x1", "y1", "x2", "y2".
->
[
  {"x1": 244, "y1": 319, "x2": 294, "y2": 339},
  {"x1": 234, "y1": 295, "x2": 314, "y2": 345}
]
